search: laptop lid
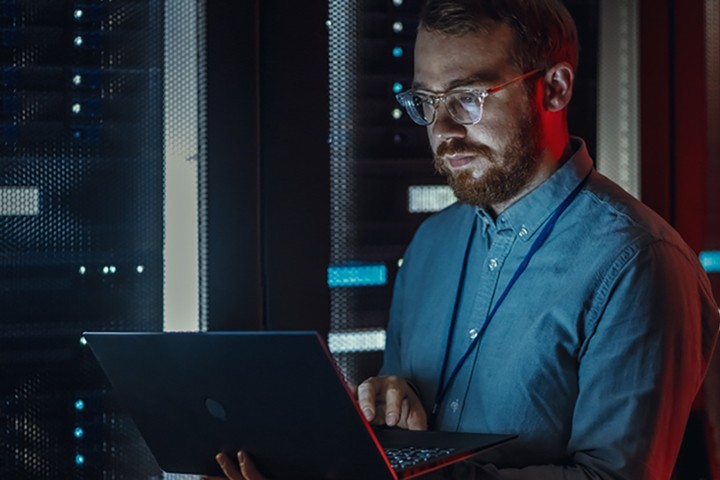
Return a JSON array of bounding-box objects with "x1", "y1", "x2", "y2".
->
[{"x1": 83, "y1": 331, "x2": 514, "y2": 479}]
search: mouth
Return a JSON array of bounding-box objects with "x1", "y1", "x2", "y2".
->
[{"x1": 444, "y1": 154, "x2": 476, "y2": 169}]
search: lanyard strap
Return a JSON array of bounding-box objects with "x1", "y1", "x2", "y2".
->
[{"x1": 430, "y1": 174, "x2": 590, "y2": 425}]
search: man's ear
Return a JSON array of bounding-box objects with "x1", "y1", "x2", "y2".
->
[{"x1": 543, "y1": 62, "x2": 574, "y2": 112}]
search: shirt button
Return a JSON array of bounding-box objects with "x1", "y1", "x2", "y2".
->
[
  {"x1": 469, "y1": 328, "x2": 479, "y2": 340},
  {"x1": 449, "y1": 399, "x2": 460, "y2": 413},
  {"x1": 518, "y1": 226, "x2": 529, "y2": 238},
  {"x1": 488, "y1": 258, "x2": 499, "y2": 270}
]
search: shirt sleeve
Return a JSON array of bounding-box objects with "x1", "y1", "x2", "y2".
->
[{"x1": 434, "y1": 239, "x2": 719, "y2": 479}]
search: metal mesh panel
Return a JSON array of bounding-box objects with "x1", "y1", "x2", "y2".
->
[
  {"x1": 327, "y1": 0, "x2": 422, "y2": 386},
  {"x1": 328, "y1": 0, "x2": 362, "y2": 384},
  {"x1": 328, "y1": 0, "x2": 359, "y2": 266},
  {"x1": 0, "y1": 0, "x2": 167, "y2": 477}
]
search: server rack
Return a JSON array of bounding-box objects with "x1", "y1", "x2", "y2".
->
[{"x1": 1, "y1": 1, "x2": 164, "y2": 478}]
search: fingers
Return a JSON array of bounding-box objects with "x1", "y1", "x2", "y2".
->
[
  {"x1": 403, "y1": 394, "x2": 429, "y2": 431},
  {"x1": 215, "y1": 452, "x2": 243, "y2": 480},
  {"x1": 213, "y1": 451, "x2": 267, "y2": 480},
  {"x1": 238, "y1": 451, "x2": 267, "y2": 480},
  {"x1": 357, "y1": 376, "x2": 428, "y2": 430},
  {"x1": 357, "y1": 378, "x2": 378, "y2": 422}
]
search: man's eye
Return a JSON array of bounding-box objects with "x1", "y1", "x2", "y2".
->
[{"x1": 456, "y1": 94, "x2": 477, "y2": 105}]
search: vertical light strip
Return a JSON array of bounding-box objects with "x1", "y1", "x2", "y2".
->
[
  {"x1": 706, "y1": 0, "x2": 720, "y2": 248},
  {"x1": 597, "y1": 0, "x2": 640, "y2": 198},
  {"x1": 163, "y1": 0, "x2": 200, "y2": 332},
  {"x1": 196, "y1": 0, "x2": 209, "y2": 332}
]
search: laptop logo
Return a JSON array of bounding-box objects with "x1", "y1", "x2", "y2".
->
[{"x1": 205, "y1": 398, "x2": 227, "y2": 420}]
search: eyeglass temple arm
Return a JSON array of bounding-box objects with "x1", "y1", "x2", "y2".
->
[{"x1": 486, "y1": 68, "x2": 543, "y2": 94}]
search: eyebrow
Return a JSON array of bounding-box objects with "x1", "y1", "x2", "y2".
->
[{"x1": 412, "y1": 72, "x2": 502, "y2": 93}]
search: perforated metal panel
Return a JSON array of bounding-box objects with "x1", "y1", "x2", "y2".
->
[
  {"x1": 328, "y1": 0, "x2": 423, "y2": 386},
  {"x1": 0, "y1": 1, "x2": 170, "y2": 478},
  {"x1": 328, "y1": 0, "x2": 367, "y2": 385}
]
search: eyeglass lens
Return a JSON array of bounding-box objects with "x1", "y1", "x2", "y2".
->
[{"x1": 406, "y1": 91, "x2": 486, "y2": 126}]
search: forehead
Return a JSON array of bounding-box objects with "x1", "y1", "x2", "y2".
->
[{"x1": 412, "y1": 24, "x2": 518, "y2": 91}]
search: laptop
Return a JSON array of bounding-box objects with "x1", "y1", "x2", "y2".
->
[{"x1": 83, "y1": 331, "x2": 515, "y2": 479}]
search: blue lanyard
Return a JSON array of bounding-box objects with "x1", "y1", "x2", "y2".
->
[{"x1": 430, "y1": 174, "x2": 590, "y2": 426}]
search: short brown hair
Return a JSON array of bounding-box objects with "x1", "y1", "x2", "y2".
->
[{"x1": 419, "y1": 0, "x2": 579, "y2": 72}]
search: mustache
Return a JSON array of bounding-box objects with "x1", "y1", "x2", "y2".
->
[{"x1": 435, "y1": 139, "x2": 494, "y2": 160}]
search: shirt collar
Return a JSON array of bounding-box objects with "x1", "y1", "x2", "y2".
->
[{"x1": 475, "y1": 137, "x2": 594, "y2": 242}]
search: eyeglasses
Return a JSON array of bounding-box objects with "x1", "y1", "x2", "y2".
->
[{"x1": 395, "y1": 69, "x2": 542, "y2": 126}]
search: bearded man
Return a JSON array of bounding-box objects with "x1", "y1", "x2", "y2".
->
[
  {"x1": 213, "y1": 1, "x2": 720, "y2": 479},
  {"x1": 356, "y1": 1, "x2": 720, "y2": 479}
]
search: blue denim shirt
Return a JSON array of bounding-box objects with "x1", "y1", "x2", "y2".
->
[{"x1": 381, "y1": 139, "x2": 720, "y2": 479}]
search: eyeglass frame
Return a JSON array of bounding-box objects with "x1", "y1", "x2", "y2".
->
[{"x1": 395, "y1": 68, "x2": 543, "y2": 127}]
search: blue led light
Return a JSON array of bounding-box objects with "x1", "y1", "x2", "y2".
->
[
  {"x1": 75, "y1": 454, "x2": 85, "y2": 466},
  {"x1": 392, "y1": 47, "x2": 404, "y2": 58},
  {"x1": 74, "y1": 427, "x2": 84, "y2": 439},
  {"x1": 328, "y1": 264, "x2": 387, "y2": 288},
  {"x1": 392, "y1": 82, "x2": 403, "y2": 93},
  {"x1": 700, "y1": 251, "x2": 720, "y2": 273},
  {"x1": 74, "y1": 399, "x2": 85, "y2": 411}
]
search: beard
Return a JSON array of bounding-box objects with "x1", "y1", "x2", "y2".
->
[{"x1": 433, "y1": 106, "x2": 542, "y2": 209}]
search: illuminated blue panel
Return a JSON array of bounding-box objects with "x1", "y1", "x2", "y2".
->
[
  {"x1": 328, "y1": 264, "x2": 387, "y2": 287},
  {"x1": 700, "y1": 251, "x2": 720, "y2": 273}
]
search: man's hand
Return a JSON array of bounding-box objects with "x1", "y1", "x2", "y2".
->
[
  {"x1": 356, "y1": 376, "x2": 428, "y2": 431},
  {"x1": 201, "y1": 451, "x2": 266, "y2": 480}
]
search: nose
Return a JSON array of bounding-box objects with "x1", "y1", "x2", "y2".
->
[{"x1": 430, "y1": 102, "x2": 467, "y2": 142}]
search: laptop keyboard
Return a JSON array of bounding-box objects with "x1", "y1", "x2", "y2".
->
[{"x1": 384, "y1": 446, "x2": 456, "y2": 470}]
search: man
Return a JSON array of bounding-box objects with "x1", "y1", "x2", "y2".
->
[
  {"x1": 357, "y1": 0, "x2": 720, "y2": 478},
  {"x1": 212, "y1": 0, "x2": 720, "y2": 478}
]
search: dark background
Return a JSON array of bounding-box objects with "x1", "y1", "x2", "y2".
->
[{"x1": 1, "y1": 0, "x2": 717, "y2": 478}]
